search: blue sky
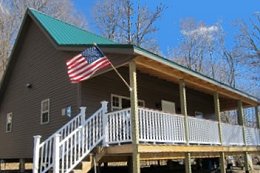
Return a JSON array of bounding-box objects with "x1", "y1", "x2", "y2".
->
[{"x1": 73, "y1": 0, "x2": 260, "y2": 55}]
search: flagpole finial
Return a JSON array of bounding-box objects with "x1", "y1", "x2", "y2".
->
[{"x1": 93, "y1": 42, "x2": 97, "y2": 46}]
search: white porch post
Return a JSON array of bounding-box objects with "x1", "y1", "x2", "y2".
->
[
  {"x1": 33, "y1": 135, "x2": 41, "y2": 173},
  {"x1": 101, "y1": 101, "x2": 109, "y2": 146},
  {"x1": 53, "y1": 134, "x2": 61, "y2": 173},
  {"x1": 129, "y1": 61, "x2": 140, "y2": 173},
  {"x1": 214, "y1": 92, "x2": 223, "y2": 144},
  {"x1": 237, "y1": 100, "x2": 246, "y2": 145}
]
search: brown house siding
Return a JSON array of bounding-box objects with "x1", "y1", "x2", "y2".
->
[
  {"x1": 81, "y1": 66, "x2": 215, "y2": 119},
  {"x1": 0, "y1": 19, "x2": 79, "y2": 159},
  {"x1": 81, "y1": 67, "x2": 131, "y2": 115}
]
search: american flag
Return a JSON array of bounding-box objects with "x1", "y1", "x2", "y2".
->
[{"x1": 66, "y1": 46, "x2": 111, "y2": 83}]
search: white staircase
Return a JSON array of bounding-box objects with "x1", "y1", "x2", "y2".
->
[{"x1": 33, "y1": 101, "x2": 108, "y2": 173}]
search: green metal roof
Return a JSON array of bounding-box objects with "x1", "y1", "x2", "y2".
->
[{"x1": 28, "y1": 8, "x2": 116, "y2": 46}]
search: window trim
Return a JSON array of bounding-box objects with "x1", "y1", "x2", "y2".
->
[
  {"x1": 41, "y1": 99, "x2": 50, "y2": 124},
  {"x1": 111, "y1": 94, "x2": 145, "y2": 111},
  {"x1": 6, "y1": 112, "x2": 13, "y2": 133}
]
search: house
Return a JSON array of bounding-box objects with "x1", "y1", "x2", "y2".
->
[{"x1": 0, "y1": 8, "x2": 259, "y2": 173}]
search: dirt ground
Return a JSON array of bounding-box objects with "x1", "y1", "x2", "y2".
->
[{"x1": 231, "y1": 165, "x2": 260, "y2": 173}]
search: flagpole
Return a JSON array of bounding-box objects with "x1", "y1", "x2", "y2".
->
[{"x1": 94, "y1": 43, "x2": 132, "y2": 91}]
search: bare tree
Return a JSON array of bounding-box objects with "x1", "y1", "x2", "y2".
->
[
  {"x1": 0, "y1": 0, "x2": 87, "y2": 79},
  {"x1": 234, "y1": 13, "x2": 260, "y2": 94},
  {"x1": 172, "y1": 18, "x2": 260, "y2": 124},
  {"x1": 93, "y1": 0, "x2": 165, "y2": 53},
  {"x1": 223, "y1": 49, "x2": 237, "y2": 87},
  {"x1": 173, "y1": 19, "x2": 227, "y2": 77},
  {"x1": 236, "y1": 13, "x2": 260, "y2": 68}
]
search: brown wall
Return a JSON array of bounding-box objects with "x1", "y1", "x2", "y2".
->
[
  {"x1": 80, "y1": 67, "x2": 131, "y2": 115},
  {"x1": 81, "y1": 67, "x2": 215, "y2": 118},
  {"x1": 0, "y1": 19, "x2": 79, "y2": 159}
]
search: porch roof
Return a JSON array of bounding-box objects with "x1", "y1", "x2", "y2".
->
[{"x1": 133, "y1": 46, "x2": 260, "y2": 106}]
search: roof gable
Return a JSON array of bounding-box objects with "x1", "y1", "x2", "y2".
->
[{"x1": 28, "y1": 8, "x2": 116, "y2": 46}]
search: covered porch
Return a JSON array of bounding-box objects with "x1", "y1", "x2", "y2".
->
[{"x1": 118, "y1": 49, "x2": 260, "y2": 173}]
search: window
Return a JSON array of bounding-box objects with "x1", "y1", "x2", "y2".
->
[
  {"x1": 41, "y1": 99, "x2": 50, "y2": 124},
  {"x1": 6, "y1": 112, "x2": 12, "y2": 132},
  {"x1": 111, "y1": 94, "x2": 145, "y2": 111}
]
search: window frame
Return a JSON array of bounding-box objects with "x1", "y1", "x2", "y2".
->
[
  {"x1": 6, "y1": 112, "x2": 13, "y2": 133},
  {"x1": 41, "y1": 99, "x2": 50, "y2": 124},
  {"x1": 111, "y1": 94, "x2": 145, "y2": 111}
]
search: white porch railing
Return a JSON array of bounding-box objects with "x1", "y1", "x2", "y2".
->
[
  {"x1": 221, "y1": 123, "x2": 244, "y2": 146},
  {"x1": 138, "y1": 108, "x2": 186, "y2": 143},
  {"x1": 188, "y1": 117, "x2": 220, "y2": 145},
  {"x1": 245, "y1": 127, "x2": 260, "y2": 146},
  {"x1": 106, "y1": 108, "x2": 132, "y2": 144},
  {"x1": 106, "y1": 107, "x2": 260, "y2": 146}
]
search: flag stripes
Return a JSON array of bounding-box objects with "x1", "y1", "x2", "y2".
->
[{"x1": 66, "y1": 46, "x2": 111, "y2": 83}]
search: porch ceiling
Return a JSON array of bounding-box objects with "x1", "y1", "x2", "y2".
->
[{"x1": 134, "y1": 56, "x2": 258, "y2": 107}]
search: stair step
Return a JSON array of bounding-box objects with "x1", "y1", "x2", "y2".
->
[
  {"x1": 72, "y1": 169, "x2": 83, "y2": 173},
  {"x1": 73, "y1": 161, "x2": 92, "y2": 173}
]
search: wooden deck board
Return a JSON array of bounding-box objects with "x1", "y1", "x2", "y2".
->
[{"x1": 100, "y1": 144, "x2": 260, "y2": 161}]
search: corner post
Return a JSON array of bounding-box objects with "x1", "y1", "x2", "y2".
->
[
  {"x1": 255, "y1": 106, "x2": 260, "y2": 129},
  {"x1": 101, "y1": 101, "x2": 109, "y2": 146},
  {"x1": 33, "y1": 135, "x2": 41, "y2": 173},
  {"x1": 129, "y1": 61, "x2": 140, "y2": 173},
  {"x1": 80, "y1": 106, "x2": 87, "y2": 125},
  {"x1": 214, "y1": 92, "x2": 223, "y2": 144},
  {"x1": 237, "y1": 100, "x2": 246, "y2": 145},
  {"x1": 53, "y1": 134, "x2": 61, "y2": 173}
]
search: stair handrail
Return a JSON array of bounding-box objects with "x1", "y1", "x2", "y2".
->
[
  {"x1": 57, "y1": 101, "x2": 108, "y2": 173},
  {"x1": 33, "y1": 101, "x2": 108, "y2": 173},
  {"x1": 33, "y1": 106, "x2": 86, "y2": 173}
]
